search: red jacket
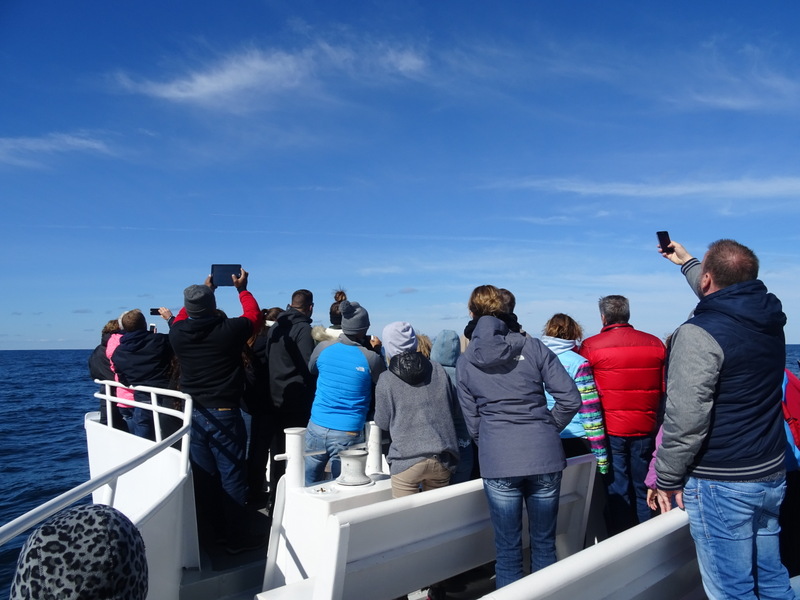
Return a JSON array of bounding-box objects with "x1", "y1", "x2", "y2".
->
[{"x1": 579, "y1": 323, "x2": 666, "y2": 437}]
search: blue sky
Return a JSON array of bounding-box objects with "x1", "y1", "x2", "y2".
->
[{"x1": 2, "y1": 1, "x2": 800, "y2": 350}]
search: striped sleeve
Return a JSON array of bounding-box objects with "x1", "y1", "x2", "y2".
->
[{"x1": 575, "y1": 360, "x2": 609, "y2": 474}]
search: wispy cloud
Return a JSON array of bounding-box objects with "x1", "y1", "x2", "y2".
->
[
  {"x1": 514, "y1": 215, "x2": 576, "y2": 226},
  {"x1": 669, "y1": 39, "x2": 800, "y2": 112},
  {"x1": 113, "y1": 35, "x2": 430, "y2": 112},
  {"x1": 114, "y1": 48, "x2": 313, "y2": 109},
  {"x1": 357, "y1": 265, "x2": 405, "y2": 276},
  {"x1": 491, "y1": 176, "x2": 800, "y2": 200},
  {"x1": 0, "y1": 132, "x2": 112, "y2": 167}
]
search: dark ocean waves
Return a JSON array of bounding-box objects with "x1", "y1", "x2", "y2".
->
[{"x1": 0, "y1": 350, "x2": 94, "y2": 596}]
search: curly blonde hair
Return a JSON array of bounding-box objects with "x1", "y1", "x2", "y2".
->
[{"x1": 468, "y1": 285, "x2": 504, "y2": 318}]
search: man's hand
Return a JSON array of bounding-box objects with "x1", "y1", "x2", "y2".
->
[
  {"x1": 158, "y1": 307, "x2": 173, "y2": 321},
  {"x1": 232, "y1": 267, "x2": 248, "y2": 291},
  {"x1": 646, "y1": 488, "x2": 658, "y2": 511},
  {"x1": 658, "y1": 240, "x2": 694, "y2": 266},
  {"x1": 204, "y1": 274, "x2": 217, "y2": 290},
  {"x1": 655, "y1": 488, "x2": 684, "y2": 512},
  {"x1": 369, "y1": 335, "x2": 382, "y2": 351}
]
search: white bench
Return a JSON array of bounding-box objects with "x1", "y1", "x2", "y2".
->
[
  {"x1": 257, "y1": 454, "x2": 596, "y2": 600},
  {"x1": 482, "y1": 509, "x2": 704, "y2": 600}
]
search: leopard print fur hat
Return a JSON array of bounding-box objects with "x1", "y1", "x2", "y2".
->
[{"x1": 9, "y1": 504, "x2": 148, "y2": 599}]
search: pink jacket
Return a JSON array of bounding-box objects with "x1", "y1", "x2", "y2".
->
[{"x1": 106, "y1": 333, "x2": 135, "y2": 405}]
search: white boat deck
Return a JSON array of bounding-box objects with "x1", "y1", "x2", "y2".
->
[{"x1": 12, "y1": 381, "x2": 799, "y2": 600}]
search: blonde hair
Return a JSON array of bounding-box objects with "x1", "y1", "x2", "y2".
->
[
  {"x1": 416, "y1": 334, "x2": 432, "y2": 358},
  {"x1": 468, "y1": 284, "x2": 504, "y2": 318}
]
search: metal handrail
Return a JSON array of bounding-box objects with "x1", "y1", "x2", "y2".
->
[{"x1": 0, "y1": 381, "x2": 193, "y2": 546}]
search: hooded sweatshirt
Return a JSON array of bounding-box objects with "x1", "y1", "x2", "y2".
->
[
  {"x1": 430, "y1": 330, "x2": 472, "y2": 453},
  {"x1": 456, "y1": 316, "x2": 581, "y2": 479},
  {"x1": 656, "y1": 270, "x2": 787, "y2": 490},
  {"x1": 266, "y1": 307, "x2": 315, "y2": 413},
  {"x1": 112, "y1": 329, "x2": 174, "y2": 401},
  {"x1": 374, "y1": 352, "x2": 459, "y2": 475}
]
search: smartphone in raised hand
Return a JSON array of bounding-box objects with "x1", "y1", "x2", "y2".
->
[{"x1": 657, "y1": 231, "x2": 673, "y2": 254}]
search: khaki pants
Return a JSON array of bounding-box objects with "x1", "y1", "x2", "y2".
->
[{"x1": 391, "y1": 457, "x2": 451, "y2": 498}]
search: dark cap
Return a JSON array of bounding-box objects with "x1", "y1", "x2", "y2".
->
[{"x1": 184, "y1": 284, "x2": 216, "y2": 318}]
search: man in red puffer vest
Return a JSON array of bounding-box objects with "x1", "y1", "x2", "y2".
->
[{"x1": 580, "y1": 295, "x2": 666, "y2": 535}]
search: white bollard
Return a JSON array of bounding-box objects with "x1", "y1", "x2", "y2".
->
[
  {"x1": 366, "y1": 421, "x2": 383, "y2": 475},
  {"x1": 283, "y1": 427, "x2": 306, "y2": 490}
]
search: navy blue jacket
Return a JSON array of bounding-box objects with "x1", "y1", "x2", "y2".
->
[
  {"x1": 112, "y1": 329, "x2": 174, "y2": 402},
  {"x1": 657, "y1": 277, "x2": 787, "y2": 489}
]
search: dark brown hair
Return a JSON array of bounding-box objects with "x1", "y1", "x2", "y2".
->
[{"x1": 703, "y1": 239, "x2": 759, "y2": 288}]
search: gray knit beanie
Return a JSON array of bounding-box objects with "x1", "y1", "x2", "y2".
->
[
  {"x1": 10, "y1": 504, "x2": 148, "y2": 600},
  {"x1": 340, "y1": 300, "x2": 370, "y2": 335},
  {"x1": 382, "y1": 321, "x2": 418, "y2": 359},
  {"x1": 184, "y1": 284, "x2": 216, "y2": 318}
]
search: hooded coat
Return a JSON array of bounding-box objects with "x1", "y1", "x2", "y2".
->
[
  {"x1": 267, "y1": 307, "x2": 315, "y2": 414},
  {"x1": 374, "y1": 352, "x2": 459, "y2": 476},
  {"x1": 456, "y1": 315, "x2": 581, "y2": 479},
  {"x1": 656, "y1": 264, "x2": 787, "y2": 489},
  {"x1": 111, "y1": 329, "x2": 174, "y2": 400}
]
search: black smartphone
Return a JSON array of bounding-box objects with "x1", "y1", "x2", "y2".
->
[
  {"x1": 657, "y1": 231, "x2": 674, "y2": 254},
  {"x1": 149, "y1": 308, "x2": 160, "y2": 316},
  {"x1": 149, "y1": 324, "x2": 157, "y2": 333},
  {"x1": 211, "y1": 264, "x2": 242, "y2": 286}
]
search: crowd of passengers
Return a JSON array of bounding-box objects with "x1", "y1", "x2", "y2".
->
[{"x1": 85, "y1": 238, "x2": 800, "y2": 595}]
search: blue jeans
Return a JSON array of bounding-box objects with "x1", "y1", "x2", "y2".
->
[
  {"x1": 190, "y1": 407, "x2": 248, "y2": 543},
  {"x1": 304, "y1": 421, "x2": 365, "y2": 486},
  {"x1": 605, "y1": 434, "x2": 654, "y2": 534},
  {"x1": 683, "y1": 475, "x2": 796, "y2": 600},
  {"x1": 483, "y1": 471, "x2": 562, "y2": 589}
]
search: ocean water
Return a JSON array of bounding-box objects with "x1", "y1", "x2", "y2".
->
[
  {"x1": 0, "y1": 347, "x2": 799, "y2": 595},
  {"x1": 0, "y1": 350, "x2": 96, "y2": 597}
]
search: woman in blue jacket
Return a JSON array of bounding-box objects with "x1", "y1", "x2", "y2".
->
[{"x1": 456, "y1": 285, "x2": 581, "y2": 588}]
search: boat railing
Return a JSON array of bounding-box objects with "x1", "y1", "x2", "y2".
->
[{"x1": 0, "y1": 381, "x2": 193, "y2": 547}]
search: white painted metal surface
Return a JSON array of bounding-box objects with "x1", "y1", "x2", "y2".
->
[
  {"x1": 259, "y1": 449, "x2": 596, "y2": 600},
  {"x1": 480, "y1": 508, "x2": 703, "y2": 600}
]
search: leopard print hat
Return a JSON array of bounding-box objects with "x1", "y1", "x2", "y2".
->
[{"x1": 9, "y1": 504, "x2": 148, "y2": 600}]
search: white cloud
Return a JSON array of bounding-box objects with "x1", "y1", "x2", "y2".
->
[
  {"x1": 0, "y1": 132, "x2": 113, "y2": 167},
  {"x1": 114, "y1": 48, "x2": 312, "y2": 109},
  {"x1": 113, "y1": 36, "x2": 431, "y2": 112},
  {"x1": 491, "y1": 176, "x2": 800, "y2": 200},
  {"x1": 676, "y1": 40, "x2": 800, "y2": 112}
]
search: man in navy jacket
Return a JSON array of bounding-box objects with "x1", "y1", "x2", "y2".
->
[{"x1": 655, "y1": 239, "x2": 793, "y2": 600}]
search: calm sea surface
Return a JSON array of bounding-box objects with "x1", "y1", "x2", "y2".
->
[{"x1": 1, "y1": 347, "x2": 799, "y2": 595}]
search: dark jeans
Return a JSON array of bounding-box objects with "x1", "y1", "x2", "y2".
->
[
  {"x1": 132, "y1": 394, "x2": 182, "y2": 441},
  {"x1": 246, "y1": 408, "x2": 274, "y2": 497},
  {"x1": 604, "y1": 434, "x2": 654, "y2": 535},
  {"x1": 190, "y1": 406, "x2": 248, "y2": 543}
]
